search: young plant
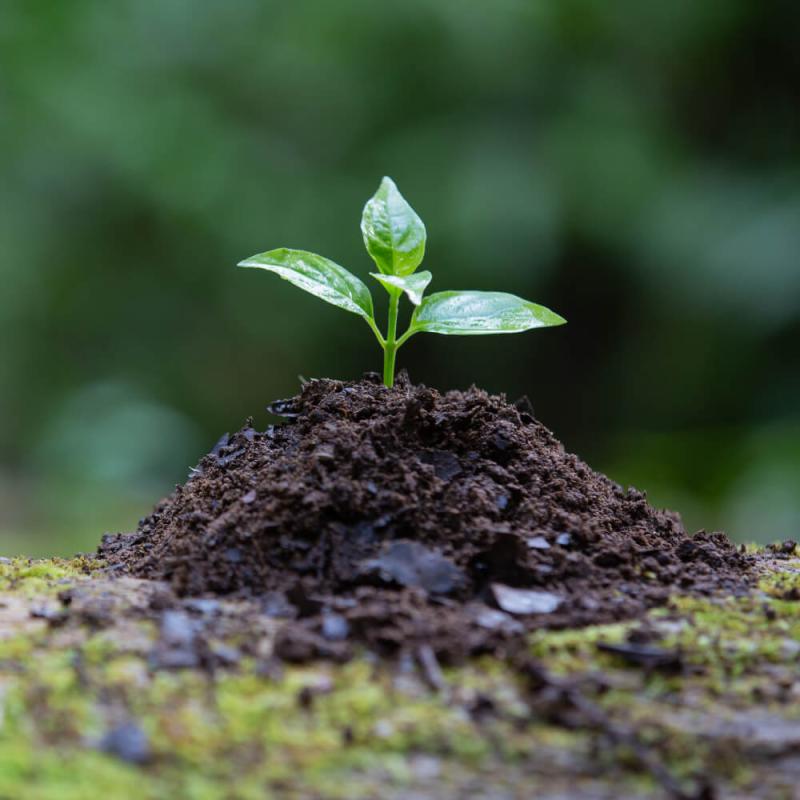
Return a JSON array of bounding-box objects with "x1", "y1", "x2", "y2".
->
[{"x1": 238, "y1": 177, "x2": 566, "y2": 388}]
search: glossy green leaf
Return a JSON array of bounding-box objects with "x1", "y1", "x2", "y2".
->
[
  {"x1": 370, "y1": 271, "x2": 432, "y2": 306},
  {"x1": 238, "y1": 248, "x2": 374, "y2": 319},
  {"x1": 361, "y1": 177, "x2": 426, "y2": 276},
  {"x1": 410, "y1": 291, "x2": 566, "y2": 336}
]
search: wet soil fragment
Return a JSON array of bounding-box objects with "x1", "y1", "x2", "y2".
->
[{"x1": 101, "y1": 373, "x2": 752, "y2": 661}]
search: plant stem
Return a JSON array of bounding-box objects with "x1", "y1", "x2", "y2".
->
[
  {"x1": 383, "y1": 291, "x2": 400, "y2": 387},
  {"x1": 365, "y1": 316, "x2": 386, "y2": 348},
  {"x1": 395, "y1": 328, "x2": 415, "y2": 348}
]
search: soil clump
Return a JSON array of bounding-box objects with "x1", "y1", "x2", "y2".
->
[{"x1": 100, "y1": 373, "x2": 751, "y2": 662}]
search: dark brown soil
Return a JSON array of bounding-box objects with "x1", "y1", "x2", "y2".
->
[{"x1": 100, "y1": 373, "x2": 752, "y2": 662}]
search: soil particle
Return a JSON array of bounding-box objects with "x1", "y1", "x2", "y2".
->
[
  {"x1": 489, "y1": 584, "x2": 562, "y2": 615},
  {"x1": 151, "y1": 610, "x2": 201, "y2": 669},
  {"x1": 360, "y1": 540, "x2": 464, "y2": 595},
  {"x1": 101, "y1": 374, "x2": 752, "y2": 662},
  {"x1": 98, "y1": 721, "x2": 151, "y2": 765},
  {"x1": 768, "y1": 539, "x2": 798, "y2": 557}
]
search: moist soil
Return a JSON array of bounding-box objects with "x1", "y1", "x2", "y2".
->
[{"x1": 100, "y1": 373, "x2": 752, "y2": 663}]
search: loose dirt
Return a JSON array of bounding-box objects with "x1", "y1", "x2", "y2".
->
[{"x1": 100, "y1": 373, "x2": 751, "y2": 662}]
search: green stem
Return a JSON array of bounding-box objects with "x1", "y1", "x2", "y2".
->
[
  {"x1": 365, "y1": 316, "x2": 386, "y2": 348},
  {"x1": 395, "y1": 327, "x2": 415, "y2": 348},
  {"x1": 383, "y1": 291, "x2": 400, "y2": 387}
]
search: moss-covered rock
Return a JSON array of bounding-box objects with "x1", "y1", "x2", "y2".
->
[{"x1": 0, "y1": 554, "x2": 798, "y2": 799}]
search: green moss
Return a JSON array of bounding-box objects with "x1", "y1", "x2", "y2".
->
[
  {"x1": 0, "y1": 619, "x2": 598, "y2": 799},
  {"x1": 0, "y1": 556, "x2": 97, "y2": 596},
  {"x1": 758, "y1": 558, "x2": 800, "y2": 599},
  {"x1": 528, "y1": 622, "x2": 629, "y2": 674},
  {"x1": 0, "y1": 747, "x2": 152, "y2": 800}
]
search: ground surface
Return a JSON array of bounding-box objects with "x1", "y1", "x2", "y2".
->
[
  {"x1": 9, "y1": 380, "x2": 794, "y2": 798},
  {"x1": 1, "y1": 551, "x2": 799, "y2": 800}
]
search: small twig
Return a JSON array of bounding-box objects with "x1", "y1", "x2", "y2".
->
[
  {"x1": 415, "y1": 644, "x2": 446, "y2": 693},
  {"x1": 513, "y1": 654, "x2": 713, "y2": 800}
]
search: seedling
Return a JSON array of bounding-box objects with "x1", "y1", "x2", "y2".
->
[{"x1": 238, "y1": 177, "x2": 566, "y2": 387}]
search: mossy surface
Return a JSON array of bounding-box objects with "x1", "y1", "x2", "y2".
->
[{"x1": 0, "y1": 554, "x2": 798, "y2": 799}]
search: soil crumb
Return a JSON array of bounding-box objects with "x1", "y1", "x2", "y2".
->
[{"x1": 101, "y1": 373, "x2": 752, "y2": 662}]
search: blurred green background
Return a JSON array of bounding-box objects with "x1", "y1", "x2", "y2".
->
[{"x1": 1, "y1": 0, "x2": 798, "y2": 556}]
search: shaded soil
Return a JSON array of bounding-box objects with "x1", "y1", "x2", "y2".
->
[{"x1": 100, "y1": 373, "x2": 752, "y2": 662}]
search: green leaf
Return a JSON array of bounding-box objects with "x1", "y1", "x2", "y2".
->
[
  {"x1": 361, "y1": 176, "x2": 426, "y2": 276},
  {"x1": 238, "y1": 248, "x2": 374, "y2": 319},
  {"x1": 410, "y1": 291, "x2": 566, "y2": 336},
  {"x1": 370, "y1": 271, "x2": 432, "y2": 306}
]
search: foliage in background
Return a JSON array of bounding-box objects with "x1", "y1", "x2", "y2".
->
[{"x1": 0, "y1": 0, "x2": 798, "y2": 552}]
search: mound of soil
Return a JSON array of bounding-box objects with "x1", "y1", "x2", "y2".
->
[{"x1": 101, "y1": 373, "x2": 751, "y2": 662}]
